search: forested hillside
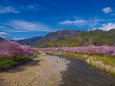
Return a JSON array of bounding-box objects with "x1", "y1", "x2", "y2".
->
[{"x1": 17, "y1": 29, "x2": 115, "y2": 48}]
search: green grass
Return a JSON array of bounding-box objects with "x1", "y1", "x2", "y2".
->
[
  {"x1": 62, "y1": 52, "x2": 115, "y2": 65},
  {"x1": 87, "y1": 54, "x2": 115, "y2": 64},
  {"x1": 0, "y1": 55, "x2": 32, "y2": 71},
  {"x1": 52, "y1": 51, "x2": 59, "y2": 53},
  {"x1": 63, "y1": 52, "x2": 77, "y2": 58},
  {"x1": 32, "y1": 50, "x2": 39, "y2": 55}
]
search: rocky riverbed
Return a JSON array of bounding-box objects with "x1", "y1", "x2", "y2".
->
[{"x1": 0, "y1": 55, "x2": 69, "y2": 86}]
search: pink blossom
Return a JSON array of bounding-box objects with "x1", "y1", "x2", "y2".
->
[
  {"x1": 39, "y1": 46, "x2": 115, "y2": 55},
  {"x1": 0, "y1": 41, "x2": 32, "y2": 57}
]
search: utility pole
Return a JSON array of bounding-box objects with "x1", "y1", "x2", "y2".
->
[
  {"x1": 59, "y1": 31, "x2": 61, "y2": 48},
  {"x1": 59, "y1": 31, "x2": 62, "y2": 56},
  {"x1": 10, "y1": 35, "x2": 11, "y2": 41},
  {"x1": 89, "y1": 30, "x2": 93, "y2": 46}
]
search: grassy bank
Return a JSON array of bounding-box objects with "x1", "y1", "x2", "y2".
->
[
  {"x1": 62, "y1": 52, "x2": 115, "y2": 65},
  {"x1": 0, "y1": 55, "x2": 32, "y2": 71}
]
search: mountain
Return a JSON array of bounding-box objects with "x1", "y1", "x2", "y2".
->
[
  {"x1": 70, "y1": 29, "x2": 115, "y2": 46},
  {"x1": 0, "y1": 37, "x2": 6, "y2": 42},
  {"x1": 17, "y1": 29, "x2": 115, "y2": 47},
  {"x1": 18, "y1": 30, "x2": 82, "y2": 47},
  {"x1": 38, "y1": 30, "x2": 82, "y2": 47},
  {"x1": 17, "y1": 36, "x2": 43, "y2": 46}
]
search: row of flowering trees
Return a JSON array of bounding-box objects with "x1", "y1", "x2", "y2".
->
[
  {"x1": 40, "y1": 46, "x2": 115, "y2": 55},
  {"x1": 0, "y1": 41, "x2": 33, "y2": 58},
  {"x1": 1, "y1": 41, "x2": 114, "y2": 58}
]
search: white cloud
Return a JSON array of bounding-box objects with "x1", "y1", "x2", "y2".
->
[
  {"x1": 88, "y1": 28, "x2": 91, "y2": 31},
  {"x1": 59, "y1": 20, "x2": 87, "y2": 25},
  {"x1": 0, "y1": 6, "x2": 19, "y2": 14},
  {"x1": 59, "y1": 19, "x2": 88, "y2": 27},
  {"x1": 59, "y1": 18, "x2": 104, "y2": 28},
  {"x1": 0, "y1": 32, "x2": 7, "y2": 35},
  {"x1": 0, "y1": 20, "x2": 55, "y2": 32},
  {"x1": 98, "y1": 23, "x2": 115, "y2": 31},
  {"x1": 27, "y1": 5, "x2": 39, "y2": 10},
  {"x1": 21, "y1": 4, "x2": 43, "y2": 11},
  {"x1": 59, "y1": 17, "x2": 115, "y2": 31},
  {"x1": 9, "y1": 20, "x2": 52, "y2": 32},
  {"x1": 14, "y1": 38, "x2": 24, "y2": 40},
  {"x1": 102, "y1": 7, "x2": 113, "y2": 14},
  {"x1": 92, "y1": 28, "x2": 97, "y2": 31}
]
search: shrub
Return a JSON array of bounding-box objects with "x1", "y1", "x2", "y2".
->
[{"x1": 0, "y1": 55, "x2": 32, "y2": 71}]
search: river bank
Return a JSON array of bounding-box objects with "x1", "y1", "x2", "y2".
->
[
  {"x1": 0, "y1": 55, "x2": 32, "y2": 71},
  {"x1": 60, "y1": 52, "x2": 115, "y2": 75},
  {"x1": 58, "y1": 54, "x2": 115, "y2": 86},
  {"x1": 0, "y1": 54, "x2": 69, "y2": 86}
]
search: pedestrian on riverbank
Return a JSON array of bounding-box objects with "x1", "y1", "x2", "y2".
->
[
  {"x1": 65, "y1": 59, "x2": 66, "y2": 63},
  {"x1": 57, "y1": 59, "x2": 58, "y2": 63}
]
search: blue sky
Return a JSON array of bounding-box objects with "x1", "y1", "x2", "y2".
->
[{"x1": 0, "y1": 0, "x2": 115, "y2": 40}]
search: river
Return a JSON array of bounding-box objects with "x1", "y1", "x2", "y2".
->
[
  {"x1": 58, "y1": 55, "x2": 115, "y2": 86},
  {"x1": 0, "y1": 54, "x2": 115, "y2": 86}
]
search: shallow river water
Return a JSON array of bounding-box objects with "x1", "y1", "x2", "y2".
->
[{"x1": 58, "y1": 54, "x2": 115, "y2": 86}]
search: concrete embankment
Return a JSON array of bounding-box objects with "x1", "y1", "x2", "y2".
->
[{"x1": 82, "y1": 55, "x2": 115, "y2": 75}]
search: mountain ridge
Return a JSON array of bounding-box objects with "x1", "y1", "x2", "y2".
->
[{"x1": 17, "y1": 29, "x2": 115, "y2": 47}]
